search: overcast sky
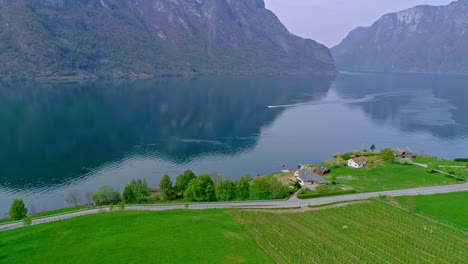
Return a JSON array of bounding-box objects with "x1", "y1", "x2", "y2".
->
[{"x1": 265, "y1": 0, "x2": 455, "y2": 47}]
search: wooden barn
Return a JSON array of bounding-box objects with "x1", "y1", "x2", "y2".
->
[{"x1": 313, "y1": 167, "x2": 331, "y2": 175}]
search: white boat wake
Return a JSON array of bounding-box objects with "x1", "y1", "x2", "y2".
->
[{"x1": 266, "y1": 91, "x2": 414, "y2": 109}]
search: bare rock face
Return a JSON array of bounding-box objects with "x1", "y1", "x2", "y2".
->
[
  {"x1": 0, "y1": 0, "x2": 336, "y2": 79},
  {"x1": 332, "y1": 0, "x2": 468, "y2": 75}
]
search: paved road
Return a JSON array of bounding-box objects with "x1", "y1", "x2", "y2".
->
[{"x1": 1, "y1": 183, "x2": 467, "y2": 232}]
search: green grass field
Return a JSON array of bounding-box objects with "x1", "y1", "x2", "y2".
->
[
  {"x1": 327, "y1": 163, "x2": 459, "y2": 192},
  {"x1": 2, "y1": 200, "x2": 467, "y2": 264},
  {"x1": 230, "y1": 201, "x2": 467, "y2": 264},
  {"x1": 0, "y1": 210, "x2": 273, "y2": 264},
  {"x1": 413, "y1": 155, "x2": 468, "y2": 166},
  {"x1": 396, "y1": 191, "x2": 468, "y2": 230}
]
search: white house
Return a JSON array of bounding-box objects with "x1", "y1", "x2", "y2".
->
[{"x1": 348, "y1": 157, "x2": 368, "y2": 168}]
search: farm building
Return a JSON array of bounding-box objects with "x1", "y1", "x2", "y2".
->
[
  {"x1": 313, "y1": 167, "x2": 331, "y2": 175},
  {"x1": 348, "y1": 157, "x2": 367, "y2": 169},
  {"x1": 295, "y1": 165, "x2": 328, "y2": 186},
  {"x1": 393, "y1": 146, "x2": 417, "y2": 158}
]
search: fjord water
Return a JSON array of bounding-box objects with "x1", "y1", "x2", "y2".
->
[{"x1": 1, "y1": 73, "x2": 467, "y2": 217}]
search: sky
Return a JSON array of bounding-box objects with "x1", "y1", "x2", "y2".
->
[{"x1": 265, "y1": 0, "x2": 455, "y2": 47}]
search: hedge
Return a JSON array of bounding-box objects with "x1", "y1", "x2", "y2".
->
[
  {"x1": 454, "y1": 158, "x2": 468, "y2": 162},
  {"x1": 297, "y1": 189, "x2": 356, "y2": 199}
]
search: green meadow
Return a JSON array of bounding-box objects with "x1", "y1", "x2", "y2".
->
[
  {"x1": 396, "y1": 191, "x2": 468, "y2": 230},
  {"x1": 0, "y1": 210, "x2": 273, "y2": 264},
  {"x1": 327, "y1": 163, "x2": 459, "y2": 192},
  {"x1": 1, "y1": 198, "x2": 467, "y2": 264}
]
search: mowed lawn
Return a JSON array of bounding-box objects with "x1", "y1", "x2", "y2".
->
[
  {"x1": 396, "y1": 191, "x2": 468, "y2": 230},
  {"x1": 328, "y1": 163, "x2": 459, "y2": 192},
  {"x1": 413, "y1": 156, "x2": 468, "y2": 166},
  {"x1": 0, "y1": 210, "x2": 273, "y2": 264},
  {"x1": 229, "y1": 201, "x2": 467, "y2": 264}
]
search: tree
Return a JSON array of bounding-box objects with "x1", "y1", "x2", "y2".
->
[
  {"x1": 380, "y1": 148, "x2": 395, "y2": 163},
  {"x1": 9, "y1": 199, "x2": 28, "y2": 220},
  {"x1": 269, "y1": 177, "x2": 289, "y2": 199},
  {"x1": 159, "y1": 175, "x2": 175, "y2": 200},
  {"x1": 237, "y1": 174, "x2": 250, "y2": 200},
  {"x1": 184, "y1": 175, "x2": 216, "y2": 202},
  {"x1": 175, "y1": 170, "x2": 197, "y2": 194},
  {"x1": 123, "y1": 179, "x2": 152, "y2": 203},
  {"x1": 426, "y1": 162, "x2": 439, "y2": 173},
  {"x1": 92, "y1": 186, "x2": 121, "y2": 205},
  {"x1": 370, "y1": 145, "x2": 376, "y2": 152},
  {"x1": 250, "y1": 177, "x2": 271, "y2": 200},
  {"x1": 123, "y1": 184, "x2": 136, "y2": 203},
  {"x1": 216, "y1": 176, "x2": 238, "y2": 201}
]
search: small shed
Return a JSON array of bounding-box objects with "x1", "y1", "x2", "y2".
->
[
  {"x1": 394, "y1": 146, "x2": 417, "y2": 159},
  {"x1": 313, "y1": 167, "x2": 331, "y2": 175}
]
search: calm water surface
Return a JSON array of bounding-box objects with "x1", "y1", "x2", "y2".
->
[{"x1": 1, "y1": 72, "x2": 467, "y2": 216}]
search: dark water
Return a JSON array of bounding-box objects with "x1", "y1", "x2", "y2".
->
[{"x1": 1, "y1": 73, "x2": 467, "y2": 217}]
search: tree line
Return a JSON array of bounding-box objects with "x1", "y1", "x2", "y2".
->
[
  {"x1": 91, "y1": 170, "x2": 293, "y2": 205},
  {"x1": 6, "y1": 170, "x2": 293, "y2": 221}
]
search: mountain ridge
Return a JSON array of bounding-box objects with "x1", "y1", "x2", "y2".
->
[
  {"x1": 0, "y1": 0, "x2": 336, "y2": 80},
  {"x1": 331, "y1": 0, "x2": 468, "y2": 75}
]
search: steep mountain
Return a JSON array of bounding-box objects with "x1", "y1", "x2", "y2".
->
[
  {"x1": 332, "y1": 0, "x2": 468, "y2": 75},
  {"x1": 0, "y1": 0, "x2": 335, "y2": 79}
]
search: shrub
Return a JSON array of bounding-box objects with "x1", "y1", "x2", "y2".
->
[
  {"x1": 92, "y1": 186, "x2": 121, "y2": 205},
  {"x1": 426, "y1": 162, "x2": 439, "y2": 173},
  {"x1": 315, "y1": 185, "x2": 329, "y2": 194},
  {"x1": 123, "y1": 179, "x2": 151, "y2": 203},
  {"x1": 380, "y1": 148, "x2": 395, "y2": 163},
  {"x1": 184, "y1": 175, "x2": 216, "y2": 202},
  {"x1": 9, "y1": 199, "x2": 28, "y2": 221},
  {"x1": 454, "y1": 158, "x2": 468, "y2": 162},
  {"x1": 352, "y1": 150, "x2": 365, "y2": 156},
  {"x1": 297, "y1": 188, "x2": 356, "y2": 199},
  {"x1": 341, "y1": 154, "x2": 352, "y2": 160},
  {"x1": 23, "y1": 217, "x2": 32, "y2": 226}
]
